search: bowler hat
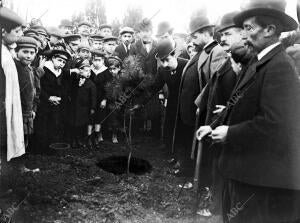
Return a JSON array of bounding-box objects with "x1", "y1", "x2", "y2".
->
[
  {"x1": 50, "y1": 49, "x2": 71, "y2": 60},
  {"x1": 0, "y1": 7, "x2": 25, "y2": 30},
  {"x1": 156, "y1": 21, "x2": 173, "y2": 37},
  {"x1": 99, "y1": 24, "x2": 112, "y2": 30},
  {"x1": 234, "y1": 0, "x2": 298, "y2": 32},
  {"x1": 119, "y1": 27, "x2": 134, "y2": 35},
  {"x1": 78, "y1": 21, "x2": 92, "y2": 27},
  {"x1": 155, "y1": 39, "x2": 176, "y2": 60},
  {"x1": 16, "y1": 36, "x2": 38, "y2": 51},
  {"x1": 189, "y1": 16, "x2": 214, "y2": 35},
  {"x1": 217, "y1": 11, "x2": 240, "y2": 32}
]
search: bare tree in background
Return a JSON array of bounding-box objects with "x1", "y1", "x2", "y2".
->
[
  {"x1": 122, "y1": 6, "x2": 143, "y2": 30},
  {"x1": 111, "y1": 18, "x2": 121, "y2": 36}
]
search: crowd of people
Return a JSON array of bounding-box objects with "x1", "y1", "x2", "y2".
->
[{"x1": 1, "y1": 0, "x2": 300, "y2": 222}]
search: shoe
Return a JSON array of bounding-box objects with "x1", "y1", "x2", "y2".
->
[
  {"x1": 112, "y1": 135, "x2": 118, "y2": 144},
  {"x1": 178, "y1": 182, "x2": 193, "y2": 189},
  {"x1": 86, "y1": 135, "x2": 94, "y2": 149},
  {"x1": 196, "y1": 208, "x2": 212, "y2": 217}
]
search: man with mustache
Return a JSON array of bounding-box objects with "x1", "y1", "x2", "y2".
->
[
  {"x1": 130, "y1": 39, "x2": 188, "y2": 165},
  {"x1": 115, "y1": 27, "x2": 134, "y2": 61},
  {"x1": 195, "y1": 11, "x2": 255, "y2": 216},
  {"x1": 198, "y1": 0, "x2": 300, "y2": 222}
]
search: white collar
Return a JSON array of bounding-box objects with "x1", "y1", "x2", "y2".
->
[
  {"x1": 91, "y1": 65, "x2": 107, "y2": 75},
  {"x1": 44, "y1": 60, "x2": 62, "y2": 77},
  {"x1": 257, "y1": 42, "x2": 281, "y2": 61},
  {"x1": 203, "y1": 40, "x2": 215, "y2": 51}
]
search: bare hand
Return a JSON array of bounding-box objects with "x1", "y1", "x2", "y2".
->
[
  {"x1": 211, "y1": 125, "x2": 229, "y2": 143},
  {"x1": 100, "y1": 100, "x2": 107, "y2": 109},
  {"x1": 49, "y1": 96, "x2": 61, "y2": 105},
  {"x1": 213, "y1": 105, "x2": 226, "y2": 114},
  {"x1": 129, "y1": 104, "x2": 141, "y2": 113},
  {"x1": 196, "y1": 126, "x2": 212, "y2": 141}
]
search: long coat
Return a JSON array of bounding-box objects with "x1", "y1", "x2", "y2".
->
[
  {"x1": 114, "y1": 43, "x2": 130, "y2": 61},
  {"x1": 90, "y1": 68, "x2": 112, "y2": 123},
  {"x1": 143, "y1": 58, "x2": 188, "y2": 147},
  {"x1": 218, "y1": 44, "x2": 300, "y2": 190}
]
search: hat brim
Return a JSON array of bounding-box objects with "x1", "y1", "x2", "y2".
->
[
  {"x1": 50, "y1": 49, "x2": 71, "y2": 60},
  {"x1": 189, "y1": 25, "x2": 215, "y2": 36},
  {"x1": 216, "y1": 23, "x2": 238, "y2": 33},
  {"x1": 156, "y1": 28, "x2": 174, "y2": 37},
  {"x1": 120, "y1": 31, "x2": 134, "y2": 35},
  {"x1": 155, "y1": 48, "x2": 176, "y2": 60},
  {"x1": 234, "y1": 8, "x2": 298, "y2": 32}
]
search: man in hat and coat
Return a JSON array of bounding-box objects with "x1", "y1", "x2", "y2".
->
[
  {"x1": 131, "y1": 39, "x2": 188, "y2": 162},
  {"x1": 195, "y1": 11, "x2": 256, "y2": 216},
  {"x1": 115, "y1": 27, "x2": 134, "y2": 61},
  {"x1": 202, "y1": 0, "x2": 300, "y2": 222}
]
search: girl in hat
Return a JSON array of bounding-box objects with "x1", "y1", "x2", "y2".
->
[
  {"x1": 103, "y1": 56, "x2": 123, "y2": 144},
  {"x1": 34, "y1": 49, "x2": 70, "y2": 154},
  {"x1": 69, "y1": 59, "x2": 97, "y2": 149},
  {"x1": 90, "y1": 50, "x2": 111, "y2": 146}
]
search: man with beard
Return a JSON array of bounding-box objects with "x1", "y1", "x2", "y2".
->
[
  {"x1": 171, "y1": 16, "x2": 224, "y2": 188},
  {"x1": 115, "y1": 27, "x2": 134, "y2": 61},
  {"x1": 195, "y1": 11, "x2": 255, "y2": 216},
  {"x1": 130, "y1": 39, "x2": 188, "y2": 163},
  {"x1": 199, "y1": 0, "x2": 300, "y2": 222},
  {"x1": 0, "y1": 7, "x2": 26, "y2": 190}
]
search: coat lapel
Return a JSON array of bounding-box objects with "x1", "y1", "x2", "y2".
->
[
  {"x1": 235, "y1": 44, "x2": 283, "y2": 91},
  {"x1": 181, "y1": 52, "x2": 200, "y2": 78}
]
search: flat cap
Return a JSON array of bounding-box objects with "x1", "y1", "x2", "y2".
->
[
  {"x1": 63, "y1": 34, "x2": 81, "y2": 42},
  {"x1": 78, "y1": 21, "x2": 92, "y2": 27},
  {"x1": 16, "y1": 36, "x2": 38, "y2": 50},
  {"x1": 119, "y1": 27, "x2": 134, "y2": 35},
  {"x1": 90, "y1": 34, "x2": 104, "y2": 41},
  {"x1": 47, "y1": 27, "x2": 64, "y2": 38},
  {"x1": 91, "y1": 49, "x2": 106, "y2": 57},
  {"x1": 99, "y1": 24, "x2": 112, "y2": 30},
  {"x1": 31, "y1": 25, "x2": 48, "y2": 37},
  {"x1": 103, "y1": 35, "x2": 118, "y2": 42},
  {"x1": 78, "y1": 43, "x2": 91, "y2": 51}
]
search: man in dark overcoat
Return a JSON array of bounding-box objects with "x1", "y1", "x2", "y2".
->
[
  {"x1": 114, "y1": 27, "x2": 134, "y2": 61},
  {"x1": 204, "y1": 0, "x2": 300, "y2": 222}
]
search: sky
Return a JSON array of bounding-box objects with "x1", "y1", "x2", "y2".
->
[{"x1": 7, "y1": 0, "x2": 299, "y2": 33}]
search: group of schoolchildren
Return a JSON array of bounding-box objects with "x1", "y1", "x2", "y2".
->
[{"x1": 13, "y1": 27, "x2": 126, "y2": 156}]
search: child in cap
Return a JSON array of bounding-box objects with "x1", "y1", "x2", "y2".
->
[
  {"x1": 14, "y1": 36, "x2": 38, "y2": 148},
  {"x1": 69, "y1": 59, "x2": 97, "y2": 149},
  {"x1": 34, "y1": 49, "x2": 71, "y2": 154},
  {"x1": 90, "y1": 50, "x2": 111, "y2": 146},
  {"x1": 103, "y1": 56, "x2": 123, "y2": 144},
  {"x1": 77, "y1": 43, "x2": 91, "y2": 60}
]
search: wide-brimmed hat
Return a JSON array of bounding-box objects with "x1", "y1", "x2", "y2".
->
[
  {"x1": 155, "y1": 39, "x2": 176, "y2": 60},
  {"x1": 156, "y1": 21, "x2": 173, "y2": 37},
  {"x1": 189, "y1": 16, "x2": 214, "y2": 35},
  {"x1": 49, "y1": 49, "x2": 71, "y2": 60},
  {"x1": 0, "y1": 7, "x2": 25, "y2": 30},
  {"x1": 234, "y1": 0, "x2": 298, "y2": 32},
  {"x1": 119, "y1": 27, "x2": 134, "y2": 35},
  {"x1": 217, "y1": 11, "x2": 240, "y2": 32}
]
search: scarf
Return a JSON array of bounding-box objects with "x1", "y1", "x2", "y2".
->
[{"x1": 2, "y1": 45, "x2": 25, "y2": 161}]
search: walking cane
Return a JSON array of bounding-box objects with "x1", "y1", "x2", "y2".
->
[{"x1": 191, "y1": 108, "x2": 200, "y2": 159}]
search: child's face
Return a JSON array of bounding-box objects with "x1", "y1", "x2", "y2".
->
[
  {"x1": 109, "y1": 66, "x2": 121, "y2": 76},
  {"x1": 92, "y1": 40, "x2": 103, "y2": 50},
  {"x1": 52, "y1": 56, "x2": 67, "y2": 70},
  {"x1": 80, "y1": 66, "x2": 91, "y2": 78},
  {"x1": 16, "y1": 47, "x2": 36, "y2": 65},
  {"x1": 92, "y1": 56, "x2": 105, "y2": 69},
  {"x1": 79, "y1": 49, "x2": 91, "y2": 60}
]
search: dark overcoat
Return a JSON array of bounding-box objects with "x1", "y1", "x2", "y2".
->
[
  {"x1": 218, "y1": 44, "x2": 300, "y2": 190},
  {"x1": 114, "y1": 44, "x2": 129, "y2": 61}
]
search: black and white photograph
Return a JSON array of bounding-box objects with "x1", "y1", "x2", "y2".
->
[{"x1": 0, "y1": 0, "x2": 300, "y2": 222}]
